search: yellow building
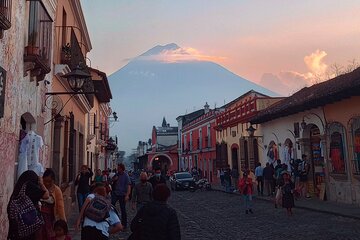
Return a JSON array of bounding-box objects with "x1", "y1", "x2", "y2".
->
[{"x1": 215, "y1": 90, "x2": 282, "y2": 175}]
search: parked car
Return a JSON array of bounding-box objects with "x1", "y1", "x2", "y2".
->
[{"x1": 170, "y1": 172, "x2": 195, "y2": 191}]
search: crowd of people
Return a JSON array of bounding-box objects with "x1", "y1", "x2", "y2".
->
[
  {"x1": 219, "y1": 154, "x2": 311, "y2": 216},
  {"x1": 7, "y1": 163, "x2": 181, "y2": 240}
]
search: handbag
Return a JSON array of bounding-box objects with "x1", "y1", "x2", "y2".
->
[
  {"x1": 275, "y1": 187, "x2": 282, "y2": 205},
  {"x1": 8, "y1": 183, "x2": 44, "y2": 238}
]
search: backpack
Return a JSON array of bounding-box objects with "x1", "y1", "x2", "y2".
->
[
  {"x1": 84, "y1": 194, "x2": 112, "y2": 222},
  {"x1": 8, "y1": 183, "x2": 44, "y2": 238}
]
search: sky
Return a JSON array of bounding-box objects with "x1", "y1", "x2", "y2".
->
[{"x1": 81, "y1": 0, "x2": 360, "y2": 153}]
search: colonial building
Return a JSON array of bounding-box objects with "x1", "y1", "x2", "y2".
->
[
  {"x1": 251, "y1": 68, "x2": 360, "y2": 205},
  {"x1": 177, "y1": 103, "x2": 219, "y2": 182},
  {"x1": 0, "y1": 0, "x2": 56, "y2": 235},
  {"x1": 215, "y1": 90, "x2": 283, "y2": 175},
  {"x1": 147, "y1": 118, "x2": 178, "y2": 174}
]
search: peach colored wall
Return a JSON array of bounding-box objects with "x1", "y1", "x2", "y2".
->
[{"x1": 324, "y1": 96, "x2": 360, "y2": 205}]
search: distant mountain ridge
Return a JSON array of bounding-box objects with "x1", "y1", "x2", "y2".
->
[{"x1": 108, "y1": 43, "x2": 279, "y2": 154}]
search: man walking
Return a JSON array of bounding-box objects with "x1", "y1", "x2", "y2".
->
[
  {"x1": 132, "y1": 172, "x2": 153, "y2": 211},
  {"x1": 112, "y1": 163, "x2": 131, "y2": 229},
  {"x1": 231, "y1": 167, "x2": 240, "y2": 191},
  {"x1": 148, "y1": 167, "x2": 166, "y2": 189},
  {"x1": 263, "y1": 162, "x2": 275, "y2": 196},
  {"x1": 255, "y1": 162, "x2": 264, "y2": 196}
]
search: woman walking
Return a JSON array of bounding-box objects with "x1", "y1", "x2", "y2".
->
[
  {"x1": 282, "y1": 172, "x2": 295, "y2": 216},
  {"x1": 40, "y1": 168, "x2": 66, "y2": 239},
  {"x1": 75, "y1": 165, "x2": 93, "y2": 211},
  {"x1": 7, "y1": 170, "x2": 49, "y2": 240},
  {"x1": 238, "y1": 170, "x2": 254, "y2": 214}
]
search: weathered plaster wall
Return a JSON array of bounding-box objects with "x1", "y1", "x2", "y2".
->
[{"x1": 0, "y1": 0, "x2": 55, "y2": 237}]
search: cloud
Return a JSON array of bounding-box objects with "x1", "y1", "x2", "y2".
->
[
  {"x1": 140, "y1": 47, "x2": 226, "y2": 63},
  {"x1": 304, "y1": 49, "x2": 328, "y2": 75},
  {"x1": 260, "y1": 49, "x2": 329, "y2": 96}
]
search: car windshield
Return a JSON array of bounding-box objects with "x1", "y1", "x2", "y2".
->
[{"x1": 176, "y1": 173, "x2": 192, "y2": 179}]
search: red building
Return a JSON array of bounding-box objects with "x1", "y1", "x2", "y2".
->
[
  {"x1": 147, "y1": 118, "x2": 179, "y2": 174},
  {"x1": 177, "y1": 103, "x2": 221, "y2": 183}
]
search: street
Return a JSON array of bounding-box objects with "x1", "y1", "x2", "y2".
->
[{"x1": 109, "y1": 189, "x2": 360, "y2": 240}]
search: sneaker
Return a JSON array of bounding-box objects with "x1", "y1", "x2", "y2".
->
[
  {"x1": 249, "y1": 209, "x2": 253, "y2": 214},
  {"x1": 245, "y1": 210, "x2": 248, "y2": 214}
]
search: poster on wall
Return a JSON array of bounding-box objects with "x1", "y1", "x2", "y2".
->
[{"x1": 0, "y1": 66, "x2": 6, "y2": 118}]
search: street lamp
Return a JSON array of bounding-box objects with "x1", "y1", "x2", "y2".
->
[
  {"x1": 246, "y1": 125, "x2": 256, "y2": 137},
  {"x1": 46, "y1": 64, "x2": 94, "y2": 95},
  {"x1": 112, "y1": 112, "x2": 118, "y2": 121}
]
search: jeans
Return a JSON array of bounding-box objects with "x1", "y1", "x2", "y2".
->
[
  {"x1": 112, "y1": 194, "x2": 127, "y2": 227},
  {"x1": 256, "y1": 176, "x2": 264, "y2": 195},
  {"x1": 77, "y1": 192, "x2": 89, "y2": 211},
  {"x1": 82, "y1": 226, "x2": 108, "y2": 240},
  {"x1": 136, "y1": 202, "x2": 146, "y2": 212},
  {"x1": 224, "y1": 179, "x2": 231, "y2": 192},
  {"x1": 243, "y1": 194, "x2": 253, "y2": 210}
]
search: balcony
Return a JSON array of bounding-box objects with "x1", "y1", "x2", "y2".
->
[
  {"x1": 24, "y1": 1, "x2": 52, "y2": 82},
  {"x1": 0, "y1": 0, "x2": 11, "y2": 39}
]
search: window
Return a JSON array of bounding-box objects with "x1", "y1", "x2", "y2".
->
[
  {"x1": 190, "y1": 131, "x2": 193, "y2": 151},
  {"x1": 0, "y1": 0, "x2": 11, "y2": 39},
  {"x1": 199, "y1": 128, "x2": 202, "y2": 150},
  {"x1": 351, "y1": 118, "x2": 360, "y2": 174},
  {"x1": 207, "y1": 125, "x2": 211, "y2": 148},
  {"x1": 329, "y1": 122, "x2": 347, "y2": 174},
  {"x1": 24, "y1": 0, "x2": 53, "y2": 81}
]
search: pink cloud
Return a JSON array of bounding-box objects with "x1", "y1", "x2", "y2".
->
[
  {"x1": 141, "y1": 47, "x2": 226, "y2": 63},
  {"x1": 260, "y1": 49, "x2": 330, "y2": 96}
]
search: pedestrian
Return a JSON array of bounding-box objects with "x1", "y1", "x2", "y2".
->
[
  {"x1": 40, "y1": 168, "x2": 66, "y2": 239},
  {"x1": 128, "y1": 184, "x2": 181, "y2": 240},
  {"x1": 263, "y1": 162, "x2": 275, "y2": 196},
  {"x1": 255, "y1": 163, "x2": 264, "y2": 196},
  {"x1": 94, "y1": 169, "x2": 103, "y2": 183},
  {"x1": 76, "y1": 183, "x2": 123, "y2": 240},
  {"x1": 238, "y1": 170, "x2": 253, "y2": 214},
  {"x1": 231, "y1": 167, "x2": 240, "y2": 191},
  {"x1": 111, "y1": 163, "x2": 131, "y2": 229},
  {"x1": 148, "y1": 167, "x2": 167, "y2": 189},
  {"x1": 128, "y1": 170, "x2": 136, "y2": 201},
  {"x1": 51, "y1": 219, "x2": 72, "y2": 240},
  {"x1": 75, "y1": 165, "x2": 93, "y2": 211},
  {"x1": 281, "y1": 172, "x2": 295, "y2": 216},
  {"x1": 224, "y1": 165, "x2": 232, "y2": 192},
  {"x1": 219, "y1": 168, "x2": 225, "y2": 186},
  {"x1": 7, "y1": 170, "x2": 49, "y2": 240},
  {"x1": 132, "y1": 172, "x2": 153, "y2": 211}
]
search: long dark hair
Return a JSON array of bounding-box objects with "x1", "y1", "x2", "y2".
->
[{"x1": 11, "y1": 170, "x2": 39, "y2": 200}]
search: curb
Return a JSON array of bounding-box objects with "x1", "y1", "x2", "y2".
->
[{"x1": 211, "y1": 187, "x2": 360, "y2": 220}]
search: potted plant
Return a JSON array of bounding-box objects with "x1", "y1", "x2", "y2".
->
[
  {"x1": 25, "y1": 31, "x2": 39, "y2": 56},
  {"x1": 61, "y1": 43, "x2": 71, "y2": 59}
]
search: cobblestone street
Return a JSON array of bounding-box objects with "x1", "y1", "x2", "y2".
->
[{"x1": 106, "y1": 189, "x2": 360, "y2": 240}]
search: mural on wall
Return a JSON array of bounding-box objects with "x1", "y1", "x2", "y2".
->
[
  {"x1": 330, "y1": 132, "x2": 345, "y2": 173},
  {"x1": 267, "y1": 141, "x2": 278, "y2": 165}
]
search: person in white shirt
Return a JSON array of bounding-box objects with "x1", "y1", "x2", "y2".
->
[
  {"x1": 76, "y1": 183, "x2": 123, "y2": 240},
  {"x1": 254, "y1": 163, "x2": 264, "y2": 196}
]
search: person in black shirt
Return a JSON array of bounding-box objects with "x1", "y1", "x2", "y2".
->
[
  {"x1": 7, "y1": 170, "x2": 49, "y2": 240},
  {"x1": 148, "y1": 168, "x2": 166, "y2": 190},
  {"x1": 74, "y1": 165, "x2": 93, "y2": 211},
  {"x1": 129, "y1": 184, "x2": 180, "y2": 240},
  {"x1": 263, "y1": 163, "x2": 275, "y2": 196}
]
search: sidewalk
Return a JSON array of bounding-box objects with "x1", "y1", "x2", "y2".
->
[{"x1": 212, "y1": 184, "x2": 360, "y2": 220}]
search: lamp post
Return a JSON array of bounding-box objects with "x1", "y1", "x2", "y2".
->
[
  {"x1": 300, "y1": 112, "x2": 325, "y2": 132},
  {"x1": 46, "y1": 64, "x2": 95, "y2": 95},
  {"x1": 246, "y1": 125, "x2": 256, "y2": 137}
]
